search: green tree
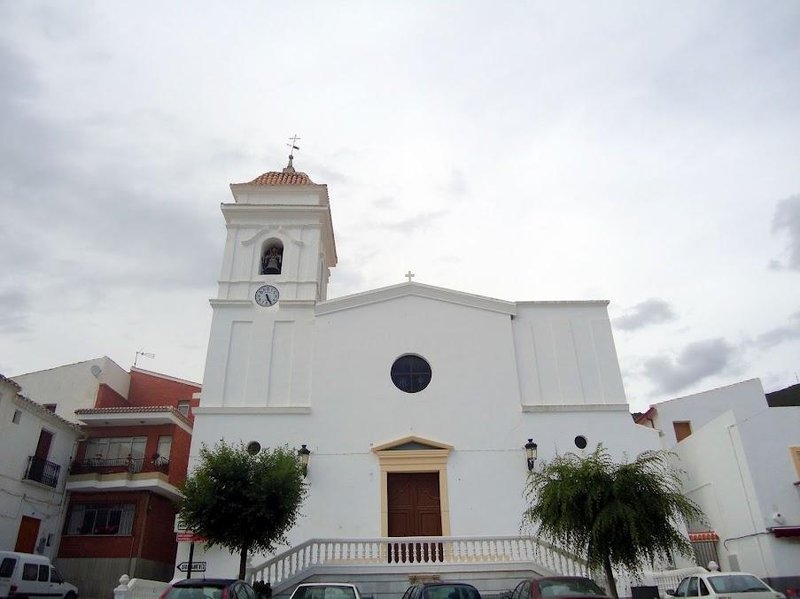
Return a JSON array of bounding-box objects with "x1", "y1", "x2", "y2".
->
[
  {"x1": 178, "y1": 441, "x2": 307, "y2": 580},
  {"x1": 523, "y1": 445, "x2": 702, "y2": 599}
]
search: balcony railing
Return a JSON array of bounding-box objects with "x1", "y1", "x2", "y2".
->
[
  {"x1": 70, "y1": 456, "x2": 170, "y2": 476},
  {"x1": 24, "y1": 456, "x2": 61, "y2": 488}
]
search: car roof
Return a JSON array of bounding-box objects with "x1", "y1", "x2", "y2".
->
[
  {"x1": 534, "y1": 577, "x2": 594, "y2": 581},
  {"x1": 415, "y1": 583, "x2": 478, "y2": 588},
  {"x1": 0, "y1": 552, "x2": 51, "y2": 563},
  {"x1": 297, "y1": 584, "x2": 357, "y2": 587},
  {"x1": 173, "y1": 579, "x2": 242, "y2": 587}
]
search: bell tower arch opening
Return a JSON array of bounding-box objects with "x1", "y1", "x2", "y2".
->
[{"x1": 260, "y1": 238, "x2": 284, "y2": 275}]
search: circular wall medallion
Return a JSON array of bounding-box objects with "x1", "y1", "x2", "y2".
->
[
  {"x1": 254, "y1": 284, "x2": 279, "y2": 306},
  {"x1": 246, "y1": 441, "x2": 261, "y2": 455},
  {"x1": 391, "y1": 354, "x2": 432, "y2": 393},
  {"x1": 574, "y1": 435, "x2": 588, "y2": 449}
]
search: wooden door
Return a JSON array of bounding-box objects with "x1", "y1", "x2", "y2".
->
[
  {"x1": 15, "y1": 516, "x2": 41, "y2": 552},
  {"x1": 387, "y1": 472, "x2": 442, "y2": 562},
  {"x1": 35, "y1": 430, "x2": 53, "y2": 459}
]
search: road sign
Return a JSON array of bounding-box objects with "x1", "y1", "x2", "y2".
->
[
  {"x1": 177, "y1": 562, "x2": 206, "y2": 573},
  {"x1": 176, "y1": 532, "x2": 206, "y2": 543}
]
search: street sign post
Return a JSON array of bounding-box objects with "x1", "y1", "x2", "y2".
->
[{"x1": 177, "y1": 562, "x2": 206, "y2": 573}]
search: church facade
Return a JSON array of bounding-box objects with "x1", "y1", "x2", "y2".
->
[{"x1": 181, "y1": 162, "x2": 662, "y2": 583}]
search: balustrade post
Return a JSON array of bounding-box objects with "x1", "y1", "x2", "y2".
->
[{"x1": 113, "y1": 575, "x2": 131, "y2": 599}]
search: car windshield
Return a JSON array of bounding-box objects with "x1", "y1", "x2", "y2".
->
[
  {"x1": 293, "y1": 587, "x2": 357, "y2": 599},
  {"x1": 166, "y1": 586, "x2": 227, "y2": 599},
  {"x1": 0, "y1": 558, "x2": 17, "y2": 578},
  {"x1": 422, "y1": 585, "x2": 481, "y2": 599},
  {"x1": 707, "y1": 576, "x2": 770, "y2": 594},
  {"x1": 539, "y1": 579, "x2": 606, "y2": 597}
]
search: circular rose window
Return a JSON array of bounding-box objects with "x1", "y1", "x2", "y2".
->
[{"x1": 391, "y1": 354, "x2": 432, "y2": 393}]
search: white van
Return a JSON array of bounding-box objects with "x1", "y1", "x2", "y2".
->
[{"x1": 0, "y1": 552, "x2": 78, "y2": 599}]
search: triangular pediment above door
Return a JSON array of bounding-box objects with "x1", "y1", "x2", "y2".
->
[{"x1": 371, "y1": 435, "x2": 452, "y2": 453}]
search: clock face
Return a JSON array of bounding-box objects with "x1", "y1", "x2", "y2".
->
[{"x1": 254, "y1": 284, "x2": 279, "y2": 307}]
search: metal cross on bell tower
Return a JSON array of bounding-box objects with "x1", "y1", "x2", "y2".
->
[{"x1": 284, "y1": 134, "x2": 301, "y2": 172}]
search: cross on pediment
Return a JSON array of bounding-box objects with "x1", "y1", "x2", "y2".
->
[{"x1": 405, "y1": 270, "x2": 415, "y2": 283}]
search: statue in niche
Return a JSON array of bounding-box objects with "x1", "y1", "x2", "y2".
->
[{"x1": 262, "y1": 246, "x2": 283, "y2": 275}]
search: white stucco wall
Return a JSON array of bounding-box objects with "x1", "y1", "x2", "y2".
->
[
  {"x1": 673, "y1": 405, "x2": 800, "y2": 579},
  {"x1": 0, "y1": 380, "x2": 81, "y2": 559},
  {"x1": 512, "y1": 302, "x2": 628, "y2": 407},
  {"x1": 188, "y1": 290, "x2": 661, "y2": 577},
  {"x1": 737, "y1": 405, "x2": 800, "y2": 575},
  {"x1": 12, "y1": 356, "x2": 130, "y2": 423},
  {"x1": 651, "y1": 379, "x2": 767, "y2": 447}
]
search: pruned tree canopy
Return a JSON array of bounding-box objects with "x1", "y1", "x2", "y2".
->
[{"x1": 178, "y1": 441, "x2": 307, "y2": 579}]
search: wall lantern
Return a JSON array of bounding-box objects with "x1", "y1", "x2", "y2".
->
[
  {"x1": 524, "y1": 438, "x2": 538, "y2": 471},
  {"x1": 298, "y1": 444, "x2": 311, "y2": 476}
]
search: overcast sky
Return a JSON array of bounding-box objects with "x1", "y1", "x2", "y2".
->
[{"x1": 1, "y1": 1, "x2": 798, "y2": 412}]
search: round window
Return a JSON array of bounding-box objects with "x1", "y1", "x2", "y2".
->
[
  {"x1": 574, "y1": 435, "x2": 588, "y2": 449},
  {"x1": 391, "y1": 355, "x2": 432, "y2": 393}
]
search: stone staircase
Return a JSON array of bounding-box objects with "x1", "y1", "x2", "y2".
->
[{"x1": 247, "y1": 536, "x2": 589, "y2": 599}]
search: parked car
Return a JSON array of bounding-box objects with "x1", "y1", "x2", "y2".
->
[
  {"x1": 667, "y1": 572, "x2": 785, "y2": 599},
  {"x1": 290, "y1": 583, "x2": 371, "y2": 599},
  {"x1": 0, "y1": 551, "x2": 79, "y2": 599},
  {"x1": 158, "y1": 578, "x2": 257, "y2": 599},
  {"x1": 401, "y1": 582, "x2": 482, "y2": 599},
  {"x1": 507, "y1": 577, "x2": 611, "y2": 599}
]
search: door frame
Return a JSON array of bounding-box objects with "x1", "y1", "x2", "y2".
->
[{"x1": 372, "y1": 435, "x2": 452, "y2": 536}]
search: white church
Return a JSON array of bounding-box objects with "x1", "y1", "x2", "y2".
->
[{"x1": 179, "y1": 159, "x2": 663, "y2": 594}]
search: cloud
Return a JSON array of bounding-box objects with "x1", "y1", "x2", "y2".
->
[
  {"x1": 771, "y1": 194, "x2": 800, "y2": 271},
  {"x1": 0, "y1": 290, "x2": 30, "y2": 334},
  {"x1": 643, "y1": 338, "x2": 736, "y2": 394},
  {"x1": 613, "y1": 298, "x2": 676, "y2": 331},
  {"x1": 376, "y1": 210, "x2": 449, "y2": 234},
  {"x1": 757, "y1": 312, "x2": 800, "y2": 349},
  {"x1": 441, "y1": 168, "x2": 467, "y2": 198}
]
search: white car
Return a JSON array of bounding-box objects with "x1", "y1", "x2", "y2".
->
[
  {"x1": 668, "y1": 572, "x2": 785, "y2": 599},
  {"x1": 0, "y1": 551, "x2": 79, "y2": 599}
]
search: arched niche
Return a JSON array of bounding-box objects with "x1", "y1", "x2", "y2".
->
[{"x1": 260, "y1": 238, "x2": 284, "y2": 275}]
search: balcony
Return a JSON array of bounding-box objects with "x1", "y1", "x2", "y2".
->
[
  {"x1": 70, "y1": 456, "x2": 170, "y2": 476},
  {"x1": 66, "y1": 456, "x2": 181, "y2": 501},
  {"x1": 24, "y1": 456, "x2": 61, "y2": 488}
]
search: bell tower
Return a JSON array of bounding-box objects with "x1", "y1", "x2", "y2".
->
[
  {"x1": 199, "y1": 159, "x2": 337, "y2": 409},
  {"x1": 218, "y1": 160, "x2": 337, "y2": 303}
]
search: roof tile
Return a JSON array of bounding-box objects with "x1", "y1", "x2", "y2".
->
[
  {"x1": 246, "y1": 171, "x2": 314, "y2": 185},
  {"x1": 76, "y1": 405, "x2": 191, "y2": 425}
]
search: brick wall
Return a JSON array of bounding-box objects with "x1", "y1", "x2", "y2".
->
[
  {"x1": 59, "y1": 490, "x2": 177, "y2": 566},
  {"x1": 128, "y1": 370, "x2": 200, "y2": 423},
  {"x1": 96, "y1": 384, "x2": 130, "y2": 408},
  {"x1": 59, "y1": 491, "x2": 148, "y2": 559},
  {"x1": 140, "y1": 493, "x2": 178, "y2": 563}
]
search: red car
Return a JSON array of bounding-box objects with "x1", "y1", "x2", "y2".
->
[{"x1": 508, "y1": 577, "x2": 611, "y2": 599}]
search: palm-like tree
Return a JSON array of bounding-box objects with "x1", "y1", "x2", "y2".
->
[{"x1": 523, "y1": 445, "x2": 702, "y2": 599}]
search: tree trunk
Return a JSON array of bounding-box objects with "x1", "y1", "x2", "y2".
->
[
  {"x1": 239, "y1": 545, "x2": 249, "y2": 581},
  {"x1": 603, "y1": 554, "x2": 618, "y2": 599}
]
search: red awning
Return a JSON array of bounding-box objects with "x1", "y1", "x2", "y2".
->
[
  {"x1": 689, "y1": 531, "x2": 720, "y2": 542},
  {"x1": 770, "y1": 526, "x2": 800, "y2": 538}
]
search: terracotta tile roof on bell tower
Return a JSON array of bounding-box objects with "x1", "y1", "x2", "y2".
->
[
  {"x1": 246, "y1": 170, "x2": 314, "y2": 185},
  {"x1": 243, "y1": 153, "x2": 316, "y2": 185}
]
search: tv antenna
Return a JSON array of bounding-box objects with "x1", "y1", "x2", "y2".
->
[{"x1": 134, "y1": 350, "x2": 155, "y2": 368}]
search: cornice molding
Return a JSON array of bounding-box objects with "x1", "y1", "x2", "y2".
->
[{"x1": 317, "y1": 282, "x2": 516, "y2": 317}]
